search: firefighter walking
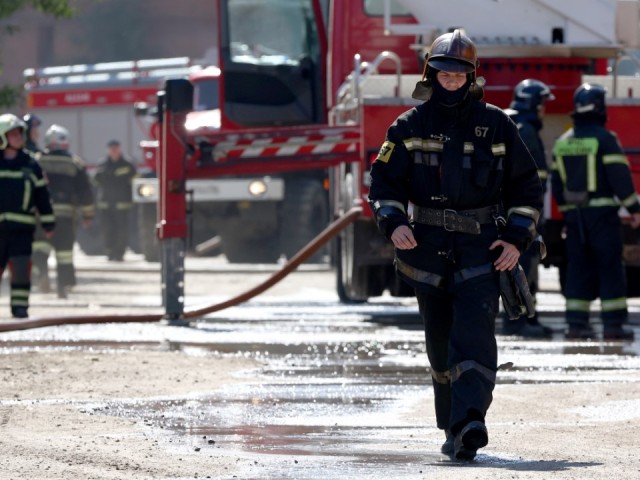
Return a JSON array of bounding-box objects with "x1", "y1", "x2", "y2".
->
[
  {"x1": 368, "y1": 31, "x2": 542, "y2": 459},
  {"x1": 94, "y1": 139, "x2": 137, "y2": 261},
  {"x1": 0, "y1": 114, "x2": 55, "y2": 318},
  {"x1": 33, "y1": 125, "x2": 94, "y2": 299},
  {"x1": 551, "y1": 83, "x2": 640, "y2": 341}
]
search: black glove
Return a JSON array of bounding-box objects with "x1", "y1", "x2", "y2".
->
[{"x1": 500, "y1": 263, "x2": 536, "y2": 320}]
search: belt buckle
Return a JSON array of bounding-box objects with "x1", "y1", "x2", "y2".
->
[{"x1": 443, "y1": 208, "x2": 457, "y2": 232}]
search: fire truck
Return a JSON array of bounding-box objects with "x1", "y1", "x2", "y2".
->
[
  {"x1": 132, "y1": 0, "x2": 640, "y2": 312},
  {"x1": 22, "y1": 56, "x2": 201, "y2": 256}
]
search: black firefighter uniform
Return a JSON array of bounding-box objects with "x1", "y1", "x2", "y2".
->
[
  {"x1": 0, "y1": 149, "x2": 55, "y2": 315},
  {"x1": 368, "y1": 99, "x2": 543, "y2": 434},
  {"x1": 33, "y1": 149, "x2": 94, "y2": 295},
  {"x1": 551, "y1": 122, "x2": 640, "y2": 329}
]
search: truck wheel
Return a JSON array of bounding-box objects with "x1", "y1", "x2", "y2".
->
[
  {"x1": 278, "y1": 178, "x2": 329, "y2": 263},
  {"x1": 138, "y1": 204, "x2": 160, "y2": 262},
  {"x1": 336, "y1": 222, "x2": 385, "y2": 303}
]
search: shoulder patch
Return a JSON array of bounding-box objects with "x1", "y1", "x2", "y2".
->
[{"x1": 375, "y1": 140, "x2": 395, "y2": 163}]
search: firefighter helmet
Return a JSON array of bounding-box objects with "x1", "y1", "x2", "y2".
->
[
  {"x1": 510, "y1": 79, "x2": 555, "y2": 112},
  {"x1": 0, "y1": 113, "x2": 27, "y2": 150},
  {"x1": 573, "y1": 83, "x2": 607, "y2": 117},
  {"x1": 426, "y1": 29, "x2": 478, "y2": 74},
  {"x1": 23, "y1": 112, "x2": 43, "y2": 130},
  {"x1": 45, "y1": 124, "x2": 71, "y2": 149}
]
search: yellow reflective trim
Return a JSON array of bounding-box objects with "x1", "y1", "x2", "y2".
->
[
  {"x1": 116, "y1": 202, "x2": 133, "y2": 209},
  {"x1": 587, "y1": 151, "x2": 597, "y2": 192},
  {"x1": 537, "y1": 170, "x2": 548, "y2": 180},
  {"x1": 621, "y1": 193, "x2": 639, "y2": 208},
  {"x1": 115, "y1": 166, "x2": 132, "y2": 176},
  {"x1": 375, "y1": 140, "x2": 395, "y2": 163},
  {"x1": 403, "y1": 138, "x2": 443, "y2": 152},
  {"x1": 507, "y1": 206, "x2": 540, "y2": 223},
  {"x1": 0, "y1": 213, "x2": 35, "y2": 224},
  {"x1": 601, "y1": 297, "x2": 627, "y2": 311},
  {"x1": 0, "y1": 171, "x2": 24, "y2": 179},
  {"x1": 81, "y1": 205, "x2": 96, "y2": 216},
  {"x1": 11, "y1": 289, "x2": 30, "y2": 298},
  {"x1": 22, "y1": 179, "x2": 31, "y2": 211},
  {"x1": 32, "y1": 241, "x2": 52, "y2": 254},
  {"x1": 56, "y1": 251, "x2": 74, "y2": 264},
  {"x1": 10, "y1": 300, "x2": 29, "y2": 307},
  {"x1": 38, "y1": 214, "x2": 55, "y2": 223},
  {"x1": 602, "y1": 154, "x2": 629, "y2": 166},
  {"x1": 588, "y1": 197, "x2": 618, "y2": 207},
  {"x1": 491, "y1": 143, "x2": 506, "y2": 156},
  {"x1": 566, "y1": 298, "x2": 591, "y2": 312}
]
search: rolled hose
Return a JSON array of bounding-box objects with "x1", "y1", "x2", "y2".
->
[{"x1": 0, "y1": 207, "x2": 363, "y2": 333}]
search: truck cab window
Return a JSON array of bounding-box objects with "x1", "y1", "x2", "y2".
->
[
  {"x1": 223, "y1": 0, "x2": 324, "y2": 126},
  {"x1": 193, "y1": 78, "x2": 219, "y2": 111},
  {"x1": 228, "y1": 0, "x2": 315, "y2": 66},
  {"x1": 363, "y1": 0, "x2": 411, "y2": 16}
]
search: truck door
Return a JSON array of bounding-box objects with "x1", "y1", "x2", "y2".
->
[{"x1": 219, "y1": 0, "x2": 326, "y2": 127}]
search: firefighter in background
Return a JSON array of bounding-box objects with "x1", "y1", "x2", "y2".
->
[
  {"x1": 551, "y1": 83, "x2": 640, "y2": 341},
  {"x1": 23, "y1": 113, "x2": 43, "y2": 154},
  {"x1": 23, "y1": 113, "x2": 50, "y2": 292},
  {"x1": 0, "y1": 114, "x2": 55, "y2": 318},
  {"x1": 501, "y1": 79, "x2": 555, "y2": 338},
  {"x1": 368, "y1": 31, "x2": 542, "y2": 459},
  {"x1": 94, "y1": 139, "x2": 137, "y2": 261},
  {"x1": 33, "y1": 125, "x2": 94, "y2": 299}
]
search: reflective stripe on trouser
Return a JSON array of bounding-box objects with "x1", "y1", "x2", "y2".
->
[
  {"x1": 416, "y1": 273, "x2": 499, "y2": 432},
  {"x1": 564, "y1": 208, "x2": 629, "y2": 327},
  {"x1": 8, "y1": 255, "x2": 31, "y2": 308},
  {"x1": 37, "y1": 216, "x2": 78, "y2": 289}
]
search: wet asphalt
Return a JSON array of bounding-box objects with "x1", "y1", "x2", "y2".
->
[{"x1": 1, "y1": 258, "x2": 640, "y2": 478}]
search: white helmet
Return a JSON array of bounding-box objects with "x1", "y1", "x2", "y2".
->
[
  {"x1": 45, "y1": 124, "x2": 70, "y2": 149},
  {"x1": 0, "y1": 113, "x2": 27, "y2": 149}
]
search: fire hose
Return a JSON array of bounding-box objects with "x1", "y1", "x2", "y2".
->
[{"x1": 0, "y1": 207, "x2": 363, "y2": 333}]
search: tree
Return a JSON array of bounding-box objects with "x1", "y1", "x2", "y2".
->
[{"x1": 0, "y1": 0, "x2": 75, "y2": 108}]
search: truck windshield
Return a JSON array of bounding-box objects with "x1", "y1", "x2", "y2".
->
[
  {"x1": 363, "y1": 0, "x2": 411, "y2": 15},
  {"x1": 193, "y1": 78, "x2": 220, "y2": 111},
  {"x1": 228, "y1": 0, "x2": 315, "y2": 66}
]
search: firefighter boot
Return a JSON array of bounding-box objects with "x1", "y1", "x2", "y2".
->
[
  {"x1": 11, "y1": 307, "x2": 29, "y2": 318},
  {"x1": 602, "y1": 326, "x2": 635, "y2": 341},
  {"x1": 565, "y1": 324, "x2": 596, "y2": 340},
  {"x1": 453, "y1": 421, "x2": 488, "y2": 461},
  {"x1": 502, "y1": 316, "x2": 552, "y2": 339},
  {"x1": 441, "y1": 430, "x2": 454, "y2": 455}
]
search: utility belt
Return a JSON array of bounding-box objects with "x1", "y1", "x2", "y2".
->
[{"x1": 412, "y1": 204, "x2": 501, "y2": 234}]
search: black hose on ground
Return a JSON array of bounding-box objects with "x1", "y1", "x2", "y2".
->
[{"x1": 0, "y1": 207, "x2": 363, "y2": 333}]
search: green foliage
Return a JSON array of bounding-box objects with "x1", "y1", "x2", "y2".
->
[
  {"x1": 0, "y1": 0, "x2": 74, "y2": 108},
  {"x1": 0, "y1": 0, "x2": 74, "y2": 19}
]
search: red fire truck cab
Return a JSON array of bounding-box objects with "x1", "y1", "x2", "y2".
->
[{"x1": 155, "y1": 0, "x2": 640, "y2": 310}]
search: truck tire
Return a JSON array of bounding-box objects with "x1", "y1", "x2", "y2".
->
[
  {"x1": 278, "y1": 178, "x2": 329, "y2": 263},
  {"x1": 137, "y1": 203, "x2": 160, "y2": 262},
  {"x1": 336, "y1": 222, "x2": 385, "y2": 303}
]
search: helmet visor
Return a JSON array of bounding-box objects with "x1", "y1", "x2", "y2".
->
[{"x1": 428, "y1": 57, "x2": 475, "y2": 73}]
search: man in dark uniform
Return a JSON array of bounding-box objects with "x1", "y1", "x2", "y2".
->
[
  {"x1": 0, "y1": 114, "x2": 55, "y2": 318},
  {"x1": 94, "y1": 139, "x2": 137, "y2": 261},
  {"x1": 33, "y1": 124, "x2": 94, "y2": 299},
  {"x1": 23, "y1": 113, "x2": 43, "y2": 155},
  {"x1": 551, "y1": 83, "x2": 640, "y2": 341},
  {"x1": 502, "y1": 79, "x2": 555, "y2": 338},
  {"x1": 368, "y1": 30, "x2": 543, "y2": 460}
]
